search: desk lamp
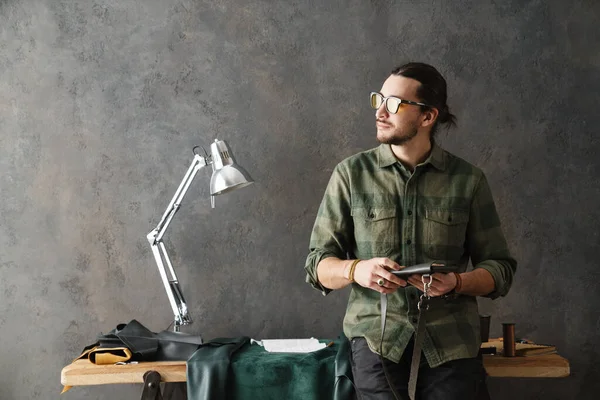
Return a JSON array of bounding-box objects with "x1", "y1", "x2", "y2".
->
[{"x1": 146, "y1": 139, "x2": 253, "y2": 332}]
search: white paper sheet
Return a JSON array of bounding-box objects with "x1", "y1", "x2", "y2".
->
[{"x1": 251, "y1": 338, "x2": 327, "y2": 353}]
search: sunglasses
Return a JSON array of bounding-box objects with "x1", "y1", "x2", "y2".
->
[{"x1": 369, "y1": 92, "x2": 433, "y2": 114}]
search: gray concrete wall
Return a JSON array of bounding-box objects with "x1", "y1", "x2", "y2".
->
[{"x1": 1, "y1": 0, "x2": 598, "y2": 398}]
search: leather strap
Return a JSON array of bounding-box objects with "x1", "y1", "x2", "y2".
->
[
  {"x1": 380, "y1": 289, "x2": 428, "y2": 400},
  {"x1": 408, "y1": 306, "x2": 426, "y2": 400},
  {"x1": 381, "y1": 293, "x2": 387, "y2": 336}
]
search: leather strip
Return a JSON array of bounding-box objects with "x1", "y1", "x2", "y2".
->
[
  {"x1": 407, "y1": 307, "x2": 426, "y2": 400},
  {"x1": 380, "y1": 292, "x2": 427, "y2": 400}
]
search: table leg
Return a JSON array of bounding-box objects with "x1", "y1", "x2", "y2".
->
[
  {"x1": 141, "y1": 371, "x2": 187, "y2": 400},
  {"x1": 141, "y1": 371, "x2": 163, "y2": 400},
  {"x1": 163, "y1": 382, "x2": 187, "y2": 400}
]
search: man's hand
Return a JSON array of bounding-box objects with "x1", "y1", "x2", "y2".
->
[
  {"x1": 407, "y1": 272, "x2": 457, "y2": 297},
  {"x1": 353, "y1": 258, "x2": 408, "y2": 294}
]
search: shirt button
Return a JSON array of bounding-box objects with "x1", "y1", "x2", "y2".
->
[
  {"x1": 369, "y1": 212, "x2": 375, "y2": 219},
  {"x1": 406, "y1": 239, "x2": 412, "y2": 245},
  {"x1": 407, "y1": 210, "x2": 412, "y2": 216}
]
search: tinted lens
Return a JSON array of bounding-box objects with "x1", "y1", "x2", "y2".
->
[
  {"x1": 370, "y1": 92, "x2": 383, "y2": 109},
  {"x1": 386, "y1": 97, "x2": 401, "y2": 114}
]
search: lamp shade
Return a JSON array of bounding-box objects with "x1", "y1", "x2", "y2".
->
[{"x1": 209, "y1": 139, "x2": 254, "y2": 195}]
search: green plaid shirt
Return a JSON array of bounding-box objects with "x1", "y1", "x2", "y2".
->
[{"x1": 305, "y1": 143, "x2": 517, "y2": 367}]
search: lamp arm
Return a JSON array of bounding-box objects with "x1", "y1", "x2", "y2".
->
[{"x1": 146, "y1": 154, "x2": 209, "y2": 331}]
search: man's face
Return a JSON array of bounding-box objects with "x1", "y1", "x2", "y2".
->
[{"x1": 375, "y1": 75, "x2": 425, "y2": 145}]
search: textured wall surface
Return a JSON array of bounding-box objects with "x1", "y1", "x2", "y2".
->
[{"x1": 1, "y1": 0, "x2": 599, "y2": 398}]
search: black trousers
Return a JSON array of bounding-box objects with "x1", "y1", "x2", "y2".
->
[{"x1": 349, "y1": 337, "x2": 490, "y2": 400}]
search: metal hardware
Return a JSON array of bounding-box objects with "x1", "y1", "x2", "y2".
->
[{"x1": 418, "y1": 274, "x2": 432, "y2": 311}]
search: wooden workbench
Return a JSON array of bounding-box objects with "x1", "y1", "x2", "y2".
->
[{"x1": 61, "y1": 352, "x2": 570, "y2": 387}]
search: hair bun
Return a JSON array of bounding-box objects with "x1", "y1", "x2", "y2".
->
[{"x1": 438, "y1": 105, "x2": 449, "y2": 123}]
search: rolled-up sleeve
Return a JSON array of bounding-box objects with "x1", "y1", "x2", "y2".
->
[
  {"x1": 467, "y1": 173, "x2": 517, "y2": 299},
  {"x1": 304, "y1": 164, "x2": 354, "y2": 295}
]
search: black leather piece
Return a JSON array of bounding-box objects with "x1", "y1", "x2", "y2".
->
[
  {"x1": 156, "y1": 330, "x2": 204, "y2": 361},
  {"x1": 391, "y1": 262, "x2": 459, "y2": 278},
  {"x1": 113, "y1": 320, "x2": 159, "y2": 361},
  {"x1": 186, "y1": 337, "x2": 251, "y2": 400},
  {"x1": 334, "y1": 335, "x2": 357, "y2": 400},
  {"x1": 93, "y1": 320, "x2": 203, "y2": 362}
]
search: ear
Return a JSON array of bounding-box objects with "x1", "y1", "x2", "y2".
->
[{"x1": 420, "y1": 108, "x2": 439, "y2": 128}]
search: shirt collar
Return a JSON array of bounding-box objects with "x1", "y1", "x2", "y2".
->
[
  {"x1": 377, "y1": 142, "x2": 447, "y2": 171},
  {"x1": 426, "y1": 142, "x2": 446, "y2": 171},
  {"x1": 377, "y1": 144, "x2": 398, "y2": 168}
]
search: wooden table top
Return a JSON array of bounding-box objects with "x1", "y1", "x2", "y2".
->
[
  {"x1": 482, "y1": 353, "x2": 570, "y2": 378},
  {"x1": 61, "y1": 353, "x2": 570, "y2": 387}
]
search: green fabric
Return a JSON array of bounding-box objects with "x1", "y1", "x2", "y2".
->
[
  {"x1": 304, "y1": 143, "x2": 517, "y2": 367},
  {"x1": 186, "y1": 336, "x2": 355, "y2": 400}
]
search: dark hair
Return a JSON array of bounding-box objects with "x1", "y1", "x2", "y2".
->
[{"x1": 391, "y1": 62, "x2": 457, "y2": 138}]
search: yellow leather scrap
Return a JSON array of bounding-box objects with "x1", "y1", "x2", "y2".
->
[
  {"x1": 74, "y1": 345, "x2": 133, "y2": 365},
  {"x1": 61, "y1": 347, "x2": 133, "y2": 394},
  {"x1": 90, "y1": 347, "x2": 132, "y2": 365},
  {"x1": 74, "y1": 345, "x2": 97, "y2": 361}
]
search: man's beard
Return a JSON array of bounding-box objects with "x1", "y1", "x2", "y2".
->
[{"x1": 377, "y1": 124, "x2": 419, "y2": 145}]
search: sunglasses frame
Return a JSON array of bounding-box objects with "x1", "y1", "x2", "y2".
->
[{"x1": 370, "y1": 92, "x2": 433, "y2": 114}]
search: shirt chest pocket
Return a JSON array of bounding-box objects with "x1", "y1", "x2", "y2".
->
[
  {"x1": 423, "y1": 208, "x2": 469, "y2": 261},
  {"x1": 351, "y1": 207, "x2": 398, "y2": 257}
]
